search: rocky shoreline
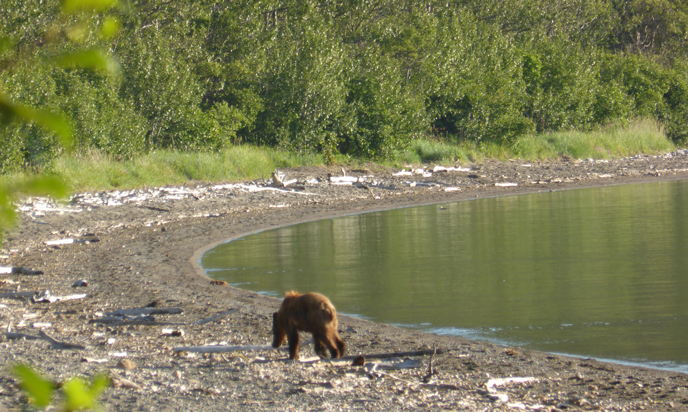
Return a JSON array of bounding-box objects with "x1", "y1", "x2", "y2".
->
[{"x1": 2, "y1": 152, "x2": 688, "y2": 411}]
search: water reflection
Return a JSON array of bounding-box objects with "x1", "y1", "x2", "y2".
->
[{"x1": 202, "y1": 180, "x2": 688, "y2": 372}]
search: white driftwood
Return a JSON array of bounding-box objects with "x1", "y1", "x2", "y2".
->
[
  {"x1": 495, "y1": 182, "x2": 518, "y2": 187},
  {"x1": 81, "y1": 357, "x2": 108, "y2": 364},
  {"x1": 329, "y1": 176, "x2": 360, "y2": 184},
  {"x1": 32, "y1": 292, "x2": 87, "y2": 303},
  {"x1": 393, "y1": 169, "x2": 413, "y2": 176},
  {"x1": 364, "y1": 359, "x2": 423, "y2": 371},
  {"x1": 172, "y1": 344, "x2": 275, "y2": 353},
  {"x1": 45, "y1": 238, "x2": 76, "y2": 245},
  {"x1": 0, "y1": 267, "x2": 44, "y2": 275},
  {"x1": 217, "y1": 183, "x2": 318, "y2": 195},
  {"x1": 44, "y1": 238, "x2": 98, "y2": 246},
  {"x1": 109, "y1": 351, "x2": 128, "y2": 357},
  {"x1": 106, "y1": 307, "x2": 183, "y2": 317},
  {"x1": 485, "y1": 377, "x2": 537, "y2": 392},
  {"x1": 271, "y1": 172, "x2": 299, "y2": 188},
  {"x1": 193, "y1": 308, "x2": 238, "y2": 325},
  {"x1": 433, "y1": 165, "x2": 471, "y2": 173}
]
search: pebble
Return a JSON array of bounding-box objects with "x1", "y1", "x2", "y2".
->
[{"x1": 117, "y1": 359, "x2": 136, "y2": 370}]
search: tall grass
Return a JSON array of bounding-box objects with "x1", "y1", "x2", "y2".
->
[
  {"x1": 47, "y1": 146, "x2": 326, "y2": 192},
  {"x1": 406, "y1": 118, "x2": 674, "y2": 164},
  {"x1": 512, "y1": 118, "x2": 674, "y2": 160}
]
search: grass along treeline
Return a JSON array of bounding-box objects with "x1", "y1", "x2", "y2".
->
[{"x1": 0, "y1": 119, "x2": 675, "y2": 193}]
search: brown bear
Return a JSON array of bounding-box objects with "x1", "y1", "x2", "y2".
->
[{"x1": 272, "y1": 291, "x2": 346, "y2": 361}]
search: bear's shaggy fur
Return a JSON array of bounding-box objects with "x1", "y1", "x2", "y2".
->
[{"x1": 272, "y1": 291, "x2": 346, "y2": 360}]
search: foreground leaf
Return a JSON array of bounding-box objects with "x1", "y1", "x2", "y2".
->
[
  {"x1": 62, "y1": 378, "x2": 93, "y2": 410},
  {"x1": 61, "y1": 0, "x2": 118, "y2": 14},
  {"x1": 51, "y1": 48, "x2": 121, "y2": 78},
  {"x1": 16, "y1": 175, "x2": 69, "y2": 199},
  {"x1": 0, "y1": 96, "x2": 73, "y2": 149},
  {"x1": 12, "y1": 364, "x2": 55, "y2": 409}
]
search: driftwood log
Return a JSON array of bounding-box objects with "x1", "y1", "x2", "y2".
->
[
  {"x1": 173, "y1": 344, "x2": 276, "y2": 353},
  {"x1": 6, "y1": 330, "x2": 85, "y2": 350},
  {"x1": 193, "y1": 308, "x2": 239, "y2": 325},
  {"x1": 106, "y1": 307, "x2": 183, "y2": 317}
]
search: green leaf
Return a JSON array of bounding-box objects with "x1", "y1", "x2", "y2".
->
[
  {"x1": 0, "y1": 36, "x2": 14, "y2": 55},
  {"x1": 17, "y1": 175, "x2": 69, "y2": 199},
  {"x1": 0, "y1": 186, "x2": 16, "y2": 234},
  {"x1": 52, "y1": 48, "x2": 121, "y2": 78},
  {"x1": 11, "y1": 364, "x2": 55, "y2": 409},
  {"x1": 61, "y1": 0, "x2": 118, "y2": 14},
  {"x1": 62, "y1": 377, "x2": 94, "y2": 410},
  {"x1": 0, "y1": 96, "x2": 73, "y2": 149},
  {"x1": 88, "y1": 374, "x2": 111, "y2": 399},
  {"x1": 99, "y1": 16, "x2": 121, "y2": 40}
]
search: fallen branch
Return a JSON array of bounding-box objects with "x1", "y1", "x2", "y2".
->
[
  {"x1": 38, "y1": 330, "x2": 86, "y2": 350},
  {"x1": 106, "y1": 307, "x2": 183, "y2": 317},
  {"x1": 6, "y1": 330, "x2": 85, "y2": 349},
  {"x1": 172, "y1": 344, "x2": 275, "y2": 353},
  {"x1": 340, "y1": 349, "x2": 446, "y2": 360},
  {"x1": 6, "y1": 332, "x2": 43, "y2": 341},
  {"x1": 90, "y1": 318, "x2": 186, "y2": 327},
  {"x1": 193, "y1": 308, "x2": 238, "y2": 325}
]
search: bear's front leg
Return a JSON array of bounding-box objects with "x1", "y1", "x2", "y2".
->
[
  {"x1": 313, "y1": 335, "x2": 329, "y2": 359},
  {"x1": 287, "y1": 330, "x2": 300, "y2": 360}
]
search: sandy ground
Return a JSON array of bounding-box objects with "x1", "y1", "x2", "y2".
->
[{"x1": 2, "y1": 152, "x2": 688, "y2": 411}]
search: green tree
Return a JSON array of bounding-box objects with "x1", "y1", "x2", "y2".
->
[
  {"x1": 426, "y1": 11, "x2": 534, "y2": 142},
  {"x1": 608, "y1": 0, "x2": 688, "y2": 60}
]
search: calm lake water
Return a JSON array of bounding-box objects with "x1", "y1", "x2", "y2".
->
[{"x1": 202, "y1": 179, "x2": 688, "y2": 373}]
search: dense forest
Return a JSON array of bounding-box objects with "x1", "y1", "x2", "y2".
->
[{"x1": 1, "y1": 0, "x2": 687, "y2": 171}]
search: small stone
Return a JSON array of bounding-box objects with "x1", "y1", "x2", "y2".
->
[
  {"x1": 352, "y1": 355, "x2": 366, "y2": 366},
  {"x1": 117, "y1": 359, "x2": 136, "y2": 370},
  {"x1": 72, "y1": 279, "x2": 88, "y2": 288}
]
